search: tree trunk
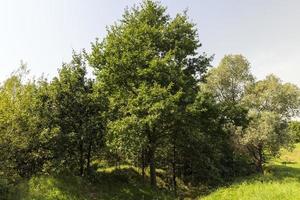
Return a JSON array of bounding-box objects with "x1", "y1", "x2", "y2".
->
[
  {"x1": 148, "y1": 145, "x2": 157, "y2": 188},
  {"x1": 257, "y1": 145, "x2": 264, "y2": 174},
  {"x1": 172, "y1": 142, "x2": 177, "y2": 194},
  {"x1": 86, "y1": 139, "x2": 93, "y2": 175},
  {"x1": 247, "y1": 144, "x2": 264, "y2": 174},
  {"x1": 141, "y1": 149, "x2": 146, "y2": 183},
  {"x1": 79, "y1": 137, "x2": 84, "y2": 177}
]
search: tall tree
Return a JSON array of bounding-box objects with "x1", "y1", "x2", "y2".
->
[
  {"x1": 88, "y1": 0, "x2": 210, "y2": 187},
  {"x1": 204, "y1": 54, "x2": 253, "y2": 130},
  {"x1": 203, "y1": 55, "x2": 254, "y2": 177}
]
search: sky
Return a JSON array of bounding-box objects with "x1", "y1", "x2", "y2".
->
[{"x1": 0, "y1": 0, "x2": 299, "y2": 86}]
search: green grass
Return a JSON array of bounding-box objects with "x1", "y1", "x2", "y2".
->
[
  {"x1": 8, "y1": 166, "x2": 176, "y2": 200},
  {"x1": 200, "y1": 144, "x2": 300, "y2": 200},
  {"x1": 6, "y1": 145, "x2": 300, "y2": 200}
]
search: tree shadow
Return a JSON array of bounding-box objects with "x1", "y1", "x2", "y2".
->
[
  {"x1": 10, "y1": 169, "x2": 173, "y2": 200},
  {"x1": 281, "y1": 161, "x2": 297, "y2": 165},
  {"x1": 228, "y1": 164, "x2": 300, "y2": 185},
  {"x1": 91, "y1": 167, "x2": 173, "y2": 200},
  {"x1": 265, "y1": 164, "x2": 300, "y2": 182},
  {"x1": 198, "y1": 164, "x2": 300, "y2": 199}
]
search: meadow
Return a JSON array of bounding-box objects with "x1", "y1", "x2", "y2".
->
[
  {"x1": 201, "y1": 144, "x2": 300, "y2": 200},
  {"x1": 3, "y1": 144, "x2": 298, "y2": 200}
]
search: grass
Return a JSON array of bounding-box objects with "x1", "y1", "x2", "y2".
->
[
  {"x1": 8, "y1": 166, "x2": 176, "y2": 200},
  {"x1": 200, "y1": 143, "x2": 300, "y2": 200},
  {"x1": 5, "y1": 145, "x2": 300, "y2": 200}
]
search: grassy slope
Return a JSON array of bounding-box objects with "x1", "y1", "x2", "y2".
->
[
  {"x1": 10, "y1": 166, "x2": 177, "y2": 200},
  {"x1": 8, "y1": 145, "x2": 300, "y2": 200},
  {"x1": 200, "y1": 144, "x2": 300, "y2": 200}
]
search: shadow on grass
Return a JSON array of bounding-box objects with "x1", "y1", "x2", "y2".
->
[
  {"x1": 13, "y1": 164, "x2": 300, "y2": 200},
  {"x1": 265, "y1": 164, "x2": 300, "y2": 182},
  {"x1": 281, "y1": 161, "x2": 297, "y2": 165},
  {"x1": 197, "y1": 164, "x2": 300, "y2": 199},
  {"x1": 91, "y1": 167, "x2": 174, "y2": 200},
  {"x1": 12, "y1": 168, "x2": 174, "y2": 200},
  {"x1": 228, "y1": 164, "x2": 300, "y2": 186}
]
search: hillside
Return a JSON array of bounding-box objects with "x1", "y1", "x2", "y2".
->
[
  {"x1": 8, "y1": 167, "x2": 176, "y2": 200},
  {"x1": 200, "y1": 144, "x2": 300, "y2": 200},
  {"x1": 2, "y1": 144, "x2": 299, "y2": 199}
]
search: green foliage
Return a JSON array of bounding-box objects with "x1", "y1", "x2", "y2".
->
[
  {"x1": 289, "y1": 121, "x2": 300, "y2": 142},
  {"x1": 0, "y1": 52, "x2": 107, "y2": 180},
  {"x1": 107, "y1": 83, "x2": 182, "y2": 161},
  {"x1": 241, "y1": 111, "x2": 289, "y2": 154},
  {"x1": 243, "y1": 74, "x2": 300, "y2": 119},
  {"x1": 40, "y1": 52, "x2": 107, "y2": 175},
  {"x1": 201, "y1": 55, "x2": 255, "y2": 179},
  {"x1": 0, "y1": 65, "x2": 43, "y2": 178},
  {"x1": 240, "y1": 75, "x2": 300, "y2": 172},
  {"x1": 88, "y1": 0, "x2": 211, "y2": 187},
  {"x1": 0, "y1": 1, "x2": 299, "y2": 199},
  {"x1": 205, "y1": 54, "x2": 254, "y2": 104}
]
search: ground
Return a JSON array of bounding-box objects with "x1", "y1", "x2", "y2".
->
[
  {"x1": 200, "y1": 143, "x2": 300, "y2": 200},
  {"x1": 9, "y1": 166, "x2": 176, "y2": 200},
  {"x1": 5, "y1": 144, "x2": 300, "y2": 200}
]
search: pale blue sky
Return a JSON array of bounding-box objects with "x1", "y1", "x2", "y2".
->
[{"x1": 0, "y1": 0, "x2": 299, "y2": 86}]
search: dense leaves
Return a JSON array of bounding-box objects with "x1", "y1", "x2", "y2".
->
[
  {"x1": 88, "y1": 0, "x2": 211, "y2": 187},
  {"x1": 0, "y1": 1, "x2": 299, "y2": 198}
]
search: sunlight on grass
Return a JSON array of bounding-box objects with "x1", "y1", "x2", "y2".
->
[
  {"x1": 12, "y1": 166, "x2": 176, "y2": 200},
  {"x1": 200, "y1": 144, "x2": 300, "y2": 200}
]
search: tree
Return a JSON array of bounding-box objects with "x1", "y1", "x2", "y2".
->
[
  {"x1": 44, "y1": 52, "x2": 106, "y2": 176},
  {"x1": 241, "y1": 75, "x2": 300, "y2": 172},
  {"x1": 243, "y1": 75, "x2": 300, "y2": 119},
  {"x1": 88, "y1": 0, "x2": 211, "y2": 187},
  {"x1": 0, "y1": 65, "x2": 45, "y2": 178},
  {"x1": 205, "y1": 54, "x2": 254, "y2": 104},
  {"x1": 239, "y1": 111, "x2": 289, "y2": 172},
  {"x1": 203, "y1": 55, "x2": 255, "y2": 177},
  {"x1": 204, "y1": 54, "x2": 253, "y2": 133},
  {"x1": 107, "y1": 83, "x2": 182, "y2": 187}
]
